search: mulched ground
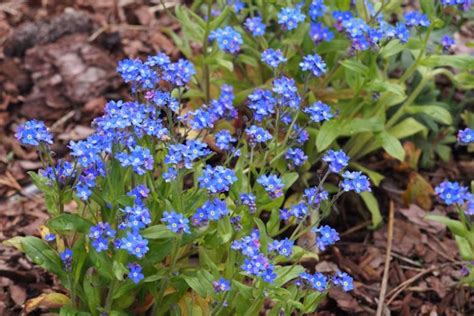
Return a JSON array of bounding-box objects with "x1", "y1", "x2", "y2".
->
[{"x1": 0, "y1": 1, "x2": 473, "y2": 315}]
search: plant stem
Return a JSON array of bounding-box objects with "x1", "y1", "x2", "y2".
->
[
  {"x1": 202, "y1": 0, "x2": 213, "y2": 103},
  {"x1": 104, "y1": 278, "x2": 118, "y2": 313}
]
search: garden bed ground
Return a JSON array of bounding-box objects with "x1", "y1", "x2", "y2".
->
[{"x1": 0, "y1": 1, "x2": 473, "y2": 315}]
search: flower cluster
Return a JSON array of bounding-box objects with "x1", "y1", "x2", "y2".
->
[
  {"x1": 89, "y1": 222, "x2": 116, "y2": 252},
  {"x1": 209, "y1": 26, "x2": 243, "y2": 54},
  {"x1": 435, "y1": 181, "x2": 470, "y2": 206},
  {"x1": 16, "y1": 120, "x2": 53, "y2": 146},
  {"x1": 458, "y1": 128, "x2": 474, "y2": 144},
  {"x1": 198, "y1": 165, "x2": 237, "y2": 194}
]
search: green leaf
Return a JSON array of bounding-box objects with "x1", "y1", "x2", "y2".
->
[
  {"x1": 367, "y1": 79, "x2": 406, "y2": 97},
  {"x1": 407, "y1": 105, "x2": 452, "y2": 125},
  {"x1": 48, "y1": 213, "x2": 92, "y2": 234},
  {"x1": 421, "y1": 55, "x2": 474, "y2": 70},
  {"x1": 281, "y1": 172, "x2": 299, "y2": 190},
  {"x1": 425, "y1": 214, "x2": 468, "y2": 237},
  {"x1": 455, "y1": 235, "x2": 474, "y2": 260},
  {"x1": 273, "y1": 265, "x2": 305, "y2": 287},
  {"x1": 209, "y1": 6, "x2": 231, "y2": 29},
  {"x1": 380, "y1": 40, "x2": 405, "y2": 59},
  {"x1": 340, "y1": 59, "x2": 369, "y2": 76},
  {"x1": 182, "y1": 270, "x2": 213, "y2": 297},
  {"x1": 316, "y1": 119, "x2": 342, "y2": 152},
  {"x1": 388, "y1": 117, "x2": 428, "y2": 139},
  {"x1": 375, "y1": 131, "x2": 405, "y2": 161},
  {"x1": 83, "y1": 274, "x2": 101, "y2": 316},
  {"x1": 141, "y1": 225, "x2": 176, "y2": 239},
  {"x1": 360, "y1": 192, "x2": 382, "y2": 229},
  {"x1": 349, "y1": 162, "x2": 385, "y2": 187},
  {"x1": 217, "y1": 216, "x2": 233, "y2": 243},
  {"x1": 20, "y1": 237, "x2": 64, "y2": 276}
]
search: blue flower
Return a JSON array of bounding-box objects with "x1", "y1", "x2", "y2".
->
[
  {"x1": 162, "y1": 59, "x2": 196, "y2": 87},
  {"x1": 341, "y1": 171, "x2": 371, "y2": 193},
  {"x1": 394, "y1": 23, "x2": 410, "y2": 43},
  {"x1": 60, "y1": 248, "x2": 73, "y2": 271},
  {"x1": 127, "y1": 185, "x2": 150, "y2": 202},
  {"x1": 209, "y1": 84, "x2": 237, "y2": 120},
  {"x1": 215, "y1": 130, "x2": 236, "y2": 151},
  {"x1": 75, "y1": 183, "x2": 92, "y2": 201},
  {"x1": 16, "y1": 120, "x2": 53, "y2": 146},
  {"x1": 240, "y1": 193, "x2": 257, "y2": 213},
  {"x1": 333, "y1": 272, "x2": 354, "y2": 292},
  {"x1": 313, "y1": 225, "x2": 340, "y2": 251},
  {"x1": 404, "y1": 11, "x2": 430, "y2": 28},
  {"x1": 213, "y1": 277, "x2": 231, "y2": 292},
  {"x1": 285, "y1": 148, "x2": 308, "y2": 167},
  {"x1": 45, "y1": 234, "x2": 56, "y2": 242},
  {"x1": 261, "y1": 49, "x2": 287, "y2": 68},
  {"x1": 116, "y1": 146, "x2": 154, "y2": 175},
  {"x1": 128, "y1": 263, "x2": 144, "y2": 284},
  {"x1": 303, "y1": 187, "x2": 329, "y2": 206},
  {"x1": 121, "y1": 204, "x2": 152, "y2": 231},
  {"x1": 231, "y1": 230, "x2": 261, "y2": 257},
  {"x1": 209, "y1": 26, "x2": 243, "y2": 54},
  {"x1": 198, "y1": 165, "x2": 237, "y2": 194},
  {"x1": 441, "y1": 0, "x2": 472, "y2": 10},
  {"x1": 342, "y1": 18, "x2": 368, "y2": 39},
  {"x1": 40, "y1": 160, "x2": 76, "y2": 186},
  {"x1": 241, "y1": 254, "x2": 276, "y2": 283},
  {"x1": 278, "y1": 6, "x2": 306, "y2": 31},
  {"x1": 228, "y1": 0, "x2": 244, "y2": 13},
  {"x1": 300, "y1": 54, "x2": 327, "y2": 77},
  {"x1": 257, "y1": 174, "x2": 284, "y2": 199},
  {"x1": 192, "y1": 198, "x2": 229, "y2": 226},
  {"x1": 162, "y1": 211, "x2": 191, "y2": 234},
  {"x1": 458, "y1": 128, "x2": 474, "y2": 144},
  {"x1": 119, "y1": 232, "x2": 149, "y2": 258},
  {"x1": 309, "y1": 22, "x2": 334, "y2": 45},
  {"x1": 145, "y1": 52, "x2": 171, "y2": 68},
  {"x1": 245, "y1": 125, "x2": 272, "y2": 145},
  {"x1": 163, "y1": 167, "x2": 177, "y2": 182},
  {"x1": 333, "y1": 11, "x2": 354, "y2": 32},
  {"x1": 289, "y1": 202, "x2": 309, "y2": 220},
  {"x1": 308, "y1": 0, "x2": 327, "y2": 20},
  {"x1": 244, "y1": 16, "x2": 266, "y2": 37},
  {"x1": 268, "y1": 238, "x2": 294, "y2": 257},
  {"x1": 300, "y1": 272, "x2": 328, "y2": 291},
  {"x1": 435, "y1": 181, "x2": 469, "y2": 205},
  {"x1": 247, "y1": 89, "x2": 277, "y2": 121},
  {"x1": 304, "y1": 101, "x2": 333, "y2": 123},
  {"x1": 441, "y1": 35, "x2": 455, "y2": 51},
  {"x1": 322, "y1": 150, "x2": 349, "y2": 173}
]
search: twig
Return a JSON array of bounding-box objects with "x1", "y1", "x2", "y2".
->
[
  {"x1": 340, "y1": 220, "x2": 372, "y2": 237},
  {"x1": 376, "y1": 201, "x2": 394, "y2": 316}
]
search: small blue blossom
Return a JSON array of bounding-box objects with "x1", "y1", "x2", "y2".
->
[
  {"x1": 308, "y1": 0, "x2": 327, "y2": 20},
  {"x1": 75, "y1": 183, "x2": 92, "y2": 201},
  {"x1": 435, "y1": 181, "x2": 469, "y2": 205},
  {"x1": 300, "y1": 272, "x2": 328, "y2": 291},
  {"x1": 333, "y1": 11, "x2": 354, "y2": 32},
  {"x1": 458, "y1": 128, "x2": 474, "y2": 144},
  {"x1": 245, "y1": 125, "x2": 272, "y2": 145},
  {"x1": 231, "y1": 230, "x2": 261, "y2": 257},
  {"x1": 404, "y1": 11, "x2": 430, "y2": 28},
  {"x1": 313, "y1": 225, "x2": 340, "y2": 251},
  {"x1": 278, "y1": 6, "x2": 306, "y2": 31},
  {"x1": 213, "y1": 277, "x2": 231, "y2": 292},
  {"x1": 45, "y1": 234, "x2": 56, "y2": 242},
  {"x1": 257, "y1": 174, "x2": 284, "y2": 199},
  {"x1": 192, "y1": 198, "x2": 229, "y2": 226},
  {"x1": 341, "y1": 171, "x2": 371, "y2": 193},
  {"x1": 16, "y1": 120, "x2": 53, "y2": 146},
  {"x1": 127, "y1": 185, "x2": 150, "y2": 202},
  {"x1": 241, "y1": 254, "x2": 276, "y2": 283},
  {"x1": 162, "y1": 211, "x2": 191, "y2": 234},
  {"x1": 342, "y1": 18, "x2": 368, "y2": 39},
  {"x1": 198, "y1": 165, "x2": 237, "y2": 194},
  {"x1": 300, "y1": 54, "x2": 327, "y2": 77},
  {"x1": 268, "y1": 238, "x2": 294, "y2": 257},
  {"x1": 116, "y1": 146, "x2": 154, "y2": 175},
  {"x1": 228, "y1": 0, "x2": 244, "y2": 13},
  {"x1": 215, "y1": 130, "x2": 236, "y2": 151},
  {"x1": 60, "y1": 248, "x2": 73, "y2": 271},
  {"x1": 285, "y1": 148, "x2": 308, "y2": 167},
  {"x1": 209, "y1": 26, "x2": 243, "y2": 54},
  {"x1": 121, "y1": 204, "x2": 152, "y2": 231},
  {"x1": 163, "y1": 167, "x2": 177, "y2": 182},
  {"x1": 119, "y1": 232, "x2": 149, "y2": 258},
  {"x1": 304, "y1": 101, "x2": 333, "y2": 123},
  {"x1": 440, "y1": 0, "x2": 472, "y2": 10},
  {"x1": 240, "y1": 193, "x2": 257, "y2": 213},
  {"x1": 394, "y1": 23, "x2": 410, "y2": 43},
  {"x1": 304, "y1": 187, "x2": 329, "y2": 206},
  {"x1": 441, "y1": 35, "x2": 455, "y2": 52},
  {"x1": 145, "y1": 52, "x2": 171, "y2": 68},
  {"x1": 40, "y1": 160, "x2": 76, "y2": 186},
  {"x1": 128, "y1": 263, "x2": 144, "y2": 284},
  {"x1": 244, "y1": 16, "x2": 266, "y2": 37},
  {"x1": 261, "y1": 49, "x2": 287, "y2": 68},
  {"x1": 322, "y1": 150, "x2": 349, "y2": 173},
  {"x1": 289, "y1": 202, "x2": 309, "y2": 220},
  {"x1": 309, "y1": 22, "x2": 334, "y2": 45},
  {"x1": 162, "y1": 59, "x2": 196, "y2": 87},
  {"x1": 333, "y1": 272, "x2": 354, "y2": 292},
  {"x1": 247, "y1": 89, "x2": 277, "y2": 121}
]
